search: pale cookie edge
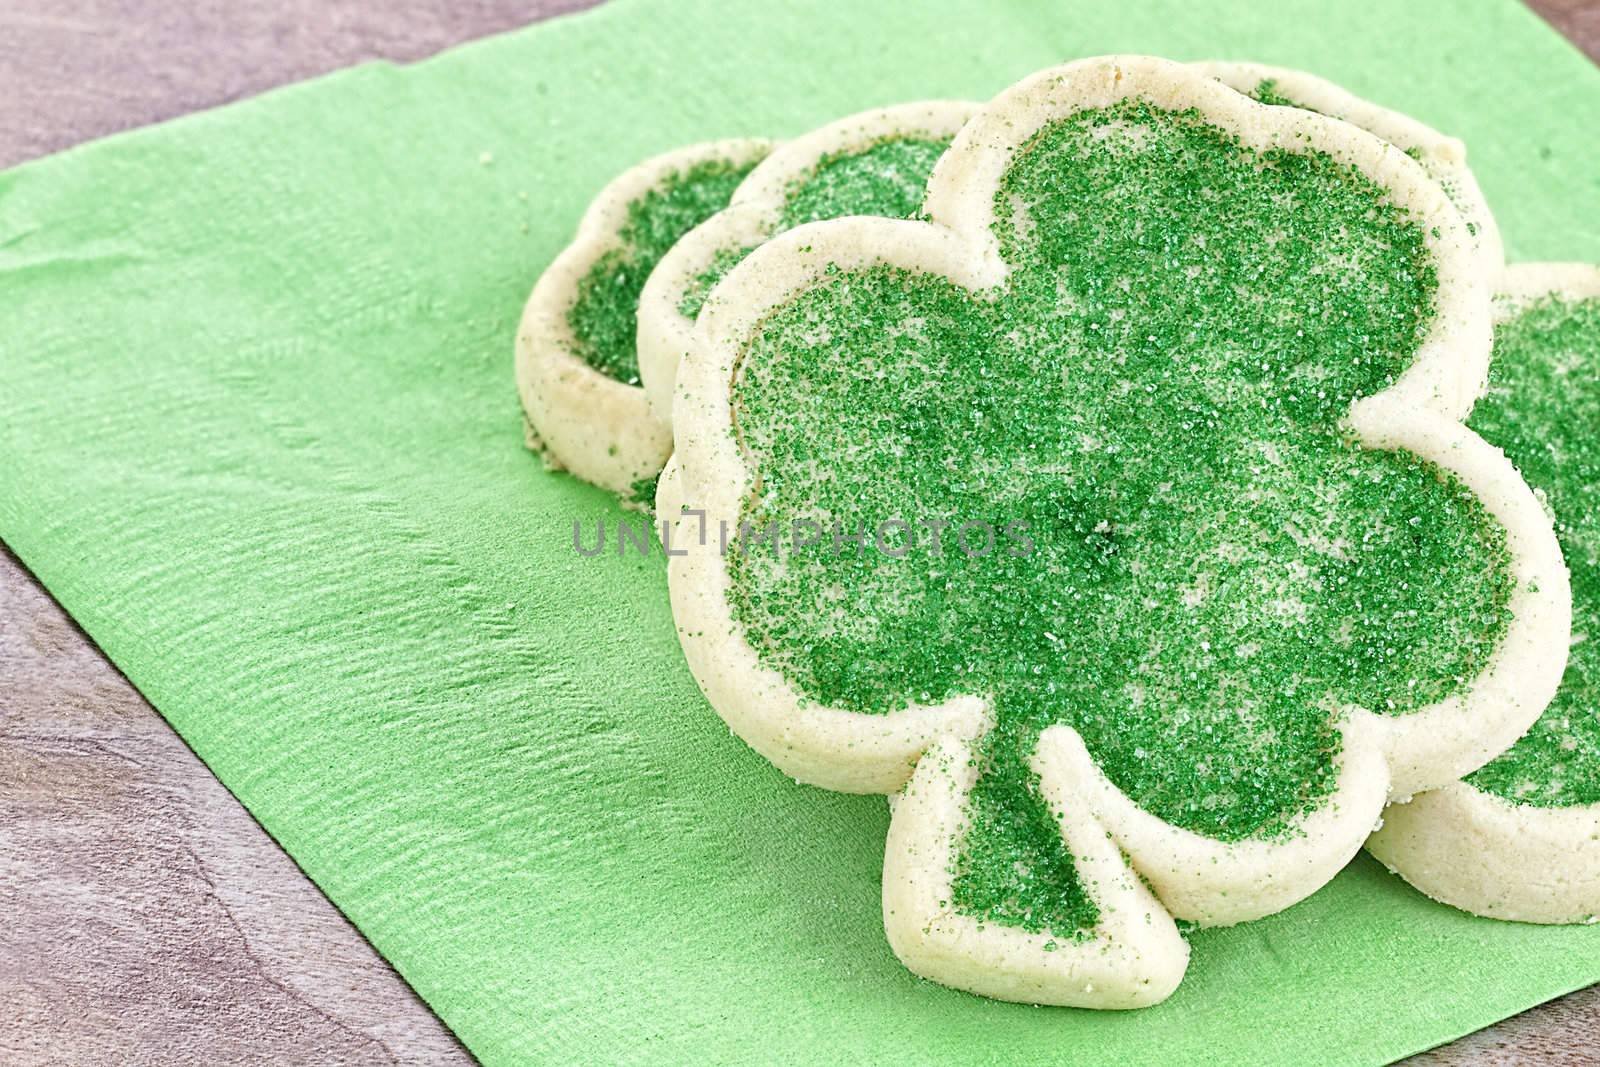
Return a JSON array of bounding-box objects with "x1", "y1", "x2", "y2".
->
[
  {"x1": 515, "y1": 138, "x2": 771, "y2": 496},
  {"x1": 668, "y1": 57, "x2": 1563, "y2": 1003}
]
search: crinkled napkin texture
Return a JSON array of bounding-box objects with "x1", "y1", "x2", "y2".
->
[{"x1": 1, "y1": 1, "x2": 1598, "y2": 1064}]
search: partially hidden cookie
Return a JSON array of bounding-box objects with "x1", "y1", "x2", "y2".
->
[
  {"x1": 1369, "y1": 263, "x2": 1600, "y2": 923},
  {"x1": 1194, "y1": 61, "x2": 1505, "y2": 281},
  {"x1": 665, "y1": 56, "x2": 1569, "y2": 1008},
  {"x1": 516, "y1": 139, "x2": 771, "y2": 499},
  {"x1": 638, "y1": 101, "x2": 977, "y2": 424}
]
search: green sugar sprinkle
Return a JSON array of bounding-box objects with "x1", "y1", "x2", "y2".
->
[
  {"x1": 567, "y1": 156, "x2": 754, "y2": 384},
  {"x1": 725, "y1": 101, "x2": 1514, "y2": 937},
  {"x1": 1249, "y1": 77, "x2": 1419, "y2": 167},
  {"x1": 1247, "y1": 78, "x2": 1473, "y2": 231},
  {"x1": 777, "y1": 136, "x2": 951, "y2": 230},
  {"x1": 1249, "y1": 78, "x2": 1301, "y2": 110},
  {"x1": 677, "y1": 136, "x2": 953, "y2": 322},
  {"x1": 1467, "y1": 295, "x2": 1600, "y2": 807},
  {"x1": 678, "y1": 244, "x2": 757, "y2": 321},
  {"x1": 628, "y1": 470, "x2": 663, "y2": 512}
]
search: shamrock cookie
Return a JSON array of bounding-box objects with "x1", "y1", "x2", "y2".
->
[
  {"x1": 666, "y1": 56, "x2": 1569, "y2": 1007},
  {"x1": 1193, "y1": 61, "x2": 1504, "y2": 281},
  {"x1": 1369, "y1": 263, "x2": 1600, "y2": 923},
  {"x1": 516, "y1": 139, "x2": 770, "y2": 499},
  {"x1": 637, "y1": 101, "x2": 976, "y2": 423}
]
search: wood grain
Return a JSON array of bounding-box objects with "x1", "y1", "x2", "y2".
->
[
  {"x1": 0, "y1": 3, "x2": 1595, "y2": 1064},
  {"x1": 0, "y1": 546, "x2": 470, "y2": 1066},
  {"x1": 1529, "y1": 0, "x2": 1600, "y2": 58},
  {"x1": 0, "y1": 0, "x2": 599, "y2": 170}
]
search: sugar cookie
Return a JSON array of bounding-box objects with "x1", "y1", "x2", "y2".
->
[
  {"x1": 516, "y1": 140, "x2": 770, "y2": 498},
  {"x1": 665, "y1": 57, "x2": 1568, "y2": 1006},
  {"x1": 1370, "y1": 263, "x2": 1600, "y2": 923}
]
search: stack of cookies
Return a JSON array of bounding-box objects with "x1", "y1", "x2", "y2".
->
[{"x1": 515, "y1": 56, "x2": 1598, "y2": 1008}]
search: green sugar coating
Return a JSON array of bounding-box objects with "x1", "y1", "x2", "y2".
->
[
  {"x1": 777, "y1": 136, "x2": 951, "y2": 230},
  {"x1": 676, "y1": 136, "x2": 954, "y2": 323},
  {"x1": 567, "y1": 156, "x2": 755, "y2": 384},
  {"x1": 1468, "y1": 294, "x2": 1600, "y2": 807},
  {"x1": 629, "y1": 471, "x2": 663, "y2": 512},
  {"x1": 678, "y1": 244, "x2": 757, "y2": 321},
  {"x1": 725, "y1": 101, "x2": 1514, "y2": 937},
  {"x1": 1246, "y1": 78, "x2": 1475, "y2": 236},
  {"x1": 1249, "y1": 78, "x2": 1301, "y2": 110}
]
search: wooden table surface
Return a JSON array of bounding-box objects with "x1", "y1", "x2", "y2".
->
[{"x1": 1, "y1": 3, "x2": 1596, "y2": 1064}]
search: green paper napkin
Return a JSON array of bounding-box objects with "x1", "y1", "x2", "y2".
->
[{"x1": 3, "y1": 1, "x2": 1598, "y2": 1063}]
